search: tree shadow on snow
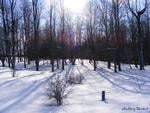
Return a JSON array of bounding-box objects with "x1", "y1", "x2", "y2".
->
[{"x1": 96, "y1": 68, "x2": 150, "y2": 95}]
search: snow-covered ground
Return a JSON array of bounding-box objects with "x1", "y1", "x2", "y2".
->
[{"x1": 0, "y1": 60, "x2": 150, "y2": 113}]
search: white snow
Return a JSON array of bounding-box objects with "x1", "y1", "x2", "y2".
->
[{"x1": 0, "y1": 60, "x2": 150, "y2": 113}]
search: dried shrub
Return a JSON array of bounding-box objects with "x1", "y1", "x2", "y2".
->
[
  {"x1": 46, "y1": 75, "x2": 71, "y2": 106},
  {"x1": 67, "y1": 74, "x2": 84, "y2": 84}
]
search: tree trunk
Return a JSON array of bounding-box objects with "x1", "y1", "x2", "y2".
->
[
  {"x1": 94, "y1": 60, "x2": 97, "y2": 71},
  {"x1": 62, "y1": 59, "x2": 64, "y2": 70},
  {"x1": 35, "y1": 58, "x2": 39, "y2": 71},
  {"x1": 51, "y1": 59, "x2": 54, "y2": 72},
  {"x1": 137, "y1": 17, "x2": 144, "y2": 70},
  {"x1": 1, "y1": 58, "x2": 5, "y2": 67},
  {"x1": 108, "y1": 61, "x2": 111, "y2": 69},
  {"x1": 57, "y1": 59, "x2": 59, "y2": 69}
]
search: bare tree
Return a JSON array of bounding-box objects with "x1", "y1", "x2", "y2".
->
[
  {"x1": 32, "y1": 0, "x2": 41, "y2": 71},
  {"x1": 126, "y1": 9, "x2": 139, "y2": 68},
  {"x1": 86, "y1": 0, "x2": 97, "y2": 71},
  {"x1": 60, "y1": 0, "x2": 65, "y2": 70},
  {"x1": 9, "y1": 0, "x2": 18, "y2": 77},
  {"x1": 48, "y1": 0, "x2": 57, "y2": 72},
  {"x1": 98, "y1": 0, "x2": 112, "y2": 69},
  {"x1": 112, "y1": 0, "x2": 123, "y2": 72},
  {"x1": 127, "y1": 0, "x2": 148, "y2": 70},
  {"x1": 21, "y1": 0, "x2": 32, "y2": 67},
  {"x1": 0, "y1": 0, "x2": 11, "y2": 67}
]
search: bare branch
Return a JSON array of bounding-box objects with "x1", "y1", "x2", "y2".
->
[{"x1": 127, "y1": 0, "x2": 138, "y2": 18}]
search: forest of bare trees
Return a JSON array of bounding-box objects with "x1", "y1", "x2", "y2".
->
[{"x1": 0, "y1": 0, "x2": 150, "y2": 76}]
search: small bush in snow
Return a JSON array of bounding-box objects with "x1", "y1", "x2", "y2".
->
[
  {"x1": 46, "y1": 75, "x2": 71, "y2": 106},
  {"x1": 67, "y1": 74, "x2": 84, "y2": 84}
]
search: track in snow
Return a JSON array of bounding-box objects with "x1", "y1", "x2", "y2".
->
[{"x1": 0, "y1": 65, "x2": 74, "y2": 113}]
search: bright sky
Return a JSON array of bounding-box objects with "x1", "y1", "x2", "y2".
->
[
  {"x1": 64, "y1": 0, "x2": 87, "y2": 14},
  {"x1": 45, "y1": 0, "x2": 87, "y2": 15}
]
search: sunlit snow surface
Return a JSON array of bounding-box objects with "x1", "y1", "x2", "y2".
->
[{"x1": 0, "y1": 60, "x2": 150, "y2": 113}]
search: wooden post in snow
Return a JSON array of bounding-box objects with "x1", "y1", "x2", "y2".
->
[{"x1": 102, "y1": 91, "x2": 106, "y2": 101}]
